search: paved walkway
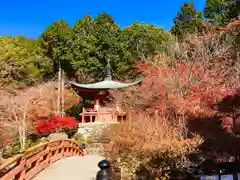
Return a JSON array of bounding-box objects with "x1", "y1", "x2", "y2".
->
[{"x1": 33, "y1": 155, "x2": 104, "y2": 180}]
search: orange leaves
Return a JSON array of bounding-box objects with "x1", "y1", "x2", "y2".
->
[
  {"x1": 133, "y1": 59, "x2": 239, "y2": 118},
  {"x1": 137, "y1": 69, "x2": 143, "y2": 73},
  {"x1": 188, "y1": 94, "x2": 202, "y2": 102},
  {"x1": 75, "y1": 98, "x2": 81, "y2": 103},
  {"x1": 156, "y1": 104, "x2": 166, "y2": 115}
]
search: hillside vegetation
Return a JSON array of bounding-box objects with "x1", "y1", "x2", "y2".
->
[
  {"x1": 106, "y1": 30, "x2": 239, "y2": 178},
  {"x1": 0, "y1": 0, "x2": 239, "y2": 178},
  {"x1": 0, "y1": 0, "x2": 238, "y2": 89}
]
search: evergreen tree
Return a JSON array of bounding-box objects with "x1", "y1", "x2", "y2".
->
[
  {"x1": 40, "y1": 13, "x2": 171, "y2": 82},
  {"x1": 122, "y1": 22, "x2": 170, "y2": 59},
  {"x1": 72, "y1": 13, "x2": 128, "y2": 81},
  {"x1": 204, "y1": 0, "x2": 237, "y2": 26},
  {"x1": 171, "y1": 2, "x2": 204, "y2": 38},
  {"x1": 41, "y1": 20, "x2": 73, "y2": 74},
  {"x1": 0, "y1": 36, "x2": 52, "y2": 87}
]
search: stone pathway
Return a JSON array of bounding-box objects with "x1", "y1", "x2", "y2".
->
[{"x1": 33, "y1": 155, "x2": 104, "y2": 180}]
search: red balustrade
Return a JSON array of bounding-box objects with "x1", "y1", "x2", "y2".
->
[{"x1": 0, "y1": 139, "x2": 85, "y2": 180}]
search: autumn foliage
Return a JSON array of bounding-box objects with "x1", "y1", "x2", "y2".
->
[
  {"x1": 136, "y1": 62, "x2": 238, "y2": 117},
  {"x1": 114, "y1": 33, "x2": 240, "y2": 118},
  {"x1": 106, "y1": 32, "x2": 240, "y2": 178},
  {"x1": 0, "y1": 82, "x2": 79, "y2": 142},
  {"x1": 104, "y1": 114, "x2": 203, "y2": 179},
  {"x1": 35, "y1": 116, "x2": 78, "y2": 135}
]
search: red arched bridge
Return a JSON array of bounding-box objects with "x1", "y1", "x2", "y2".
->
[{"x1": 0, "y1": 139, "x2": 103, "y2": 180}]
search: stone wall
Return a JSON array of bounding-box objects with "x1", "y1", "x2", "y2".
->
[
  {"x1": 76, "y1": 122, "x2": 119, "y2": 154},
  {"x1": 77, "y1": 122, "x2": 119, "y2": 138}
]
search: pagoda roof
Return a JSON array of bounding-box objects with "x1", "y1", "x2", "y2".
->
[{"x1": 70, "y1": 79, "x2": 141, "y2": 90}]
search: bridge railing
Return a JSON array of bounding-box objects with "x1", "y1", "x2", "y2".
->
[{"x1": 0, "y1": 139, "x2": 84, "y2": 180}]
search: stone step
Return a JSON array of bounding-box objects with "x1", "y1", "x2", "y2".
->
[
  {"x1": 89, "y1": 139, "x2": 110, "y2": 144},
  {"x1": 86, "y1": 148, "x2": 105, "y2": 155},
  {"x1": 87, "y1": 143, "x2": 105, "y2": 149}
]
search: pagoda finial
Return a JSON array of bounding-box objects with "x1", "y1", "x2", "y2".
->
[{"x1": 104, "y1": 59, "x2": 112, "y2": 80}]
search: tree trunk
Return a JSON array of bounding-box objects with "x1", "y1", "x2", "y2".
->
[
  {"x1": 61, "y1": 70, "x2": 64, "y2": 117},
  {"x1": 21, "y1": 102, "x2": 28, "y2": 151},
  {"x1": 57, "y1": 64, "x2": 61, "y2": 116}
]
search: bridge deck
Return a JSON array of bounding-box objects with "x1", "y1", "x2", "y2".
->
[{"x1": 32, "y1": 155, "x2": 104, "y2": 180}]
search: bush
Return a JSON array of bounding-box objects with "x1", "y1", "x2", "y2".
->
[
  {"x1": 73, "y1": 133, "x2": 91, "y2": 146},
  {"x1": 65, "y1": 126, "x2": 78, "y2": 138},
  {"x1": 2, "y1": 138, "x2": 47, "y2": 159},
  {"x1": 35, "y1": 115, "x2": 79, "y2": 136},
  {"x1": 103, "y1": 114, "x2": 203, "y2": 179}
]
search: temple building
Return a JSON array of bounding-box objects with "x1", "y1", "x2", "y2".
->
[{"x1": 70, "y1": 61, "x2": 141, "y2": 123}]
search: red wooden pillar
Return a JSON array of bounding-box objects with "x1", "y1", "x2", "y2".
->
[
  {"x1": 94, "y1": 95, "x2": 100, "y2": 109},
  {"x1": 93, "y1": 95, "x2": 96, "y2": 109},
  {"x1": 94, "y1": 95, "x2": 101, "y2": 122},
  {"x1": 82, "y1": 107, "x2": 85, "y2": 123}
]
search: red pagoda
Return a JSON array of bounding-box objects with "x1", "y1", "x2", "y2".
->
[{"x1": 70, "y1": 60, "x2": 141, "y2": 123}]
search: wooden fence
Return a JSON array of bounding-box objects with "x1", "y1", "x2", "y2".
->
[{"x1": 0, "y1": 139, "x2": 85, "y2": 180}]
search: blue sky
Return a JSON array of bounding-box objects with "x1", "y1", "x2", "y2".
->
[{"x1": 0, "y1": 0, "x2": 205, "y2": 38}]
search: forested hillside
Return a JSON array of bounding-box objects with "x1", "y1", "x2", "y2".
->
[
  {"x1": 0, "y1": 0, "x2": 239, "y2": 89},
  {"x1": 0, "y1": 36, "x2": 52, "y2": 88},
  {"x1": 0, "y1": 14, "x2": 171, "y2": 88},
  {"x1": 0, "y1": 1, "x2": 239, "y2": 177}
]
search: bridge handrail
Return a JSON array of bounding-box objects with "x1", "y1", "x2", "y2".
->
[{"x1": 0, "y1": 139, "x2": 84, "y2": 180}]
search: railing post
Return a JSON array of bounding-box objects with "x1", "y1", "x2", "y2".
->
[
  {"x1": 16, "y1": 156, "x2": 26, "y2": 180},
  {"x1": 69, "y1": 141, "x2": 73, "y2": 155},
  {"x1": 45, "y1": 143, "x2": 52, "y2": 165},
  {"x1": 61, "y1": 140, "x2": 66, "y2": 157},
  {"x1": 96, "y1": 160, "x2": 113, "y2": 180},
  {"x1": 82, "y1": 143, "x2": 87, "y2": 155}
]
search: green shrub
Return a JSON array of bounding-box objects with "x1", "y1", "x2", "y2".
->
[
  {"x1": 2, "y1": 137, "x2": 46, "y2": 159},
  {"x1": 64, "y1": 126, "x2": 78, "y2": 138}
]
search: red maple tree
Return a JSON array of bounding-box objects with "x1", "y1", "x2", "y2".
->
[
  {"x1": 35, "y1": 116, "x2": 78, "y2": 135},
  {"x1": 134, "y1": 55, "x2": 239, "y2": 118}
]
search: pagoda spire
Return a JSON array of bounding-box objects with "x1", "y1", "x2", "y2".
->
[{"x1": 104, "y1": 59, "x2": 112, "y2": 80}]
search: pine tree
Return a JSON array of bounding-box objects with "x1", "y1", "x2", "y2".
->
[
  {"x1": 204, "y1": 0, "x2": 237, "y2": 26},
  {"x1": 171, "y1": 2, "x2": 204, "y2": 38}
]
